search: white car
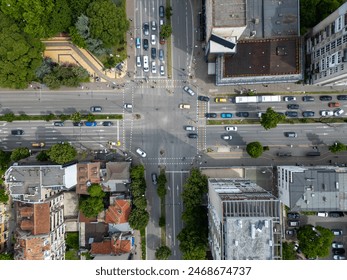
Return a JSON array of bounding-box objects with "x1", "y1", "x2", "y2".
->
[
  {"x1": 333, "y1": 255, "x2": 346, "y2": 260},
  {"x1": 334, "y1": 108, "x2": 344, "y2": 116},
  {"x1": 332, "y1": 242, "x2": 344, "y2": 249},
  {"x1": 123, "y1": 103, "x2": 133, "y2": 109},
  {"x1": 151, "y1": 34, "x2": 156, "y2": 45},
  {"x1": 184, "y1": 126, "x2": 196, "y2": 131},
  {"x1": 284, "y1": 96, "x2": 296, "y2": 101},
  {"x1": 160, "y1": 65, "x2": 165, "y2": 76},
  {"x1": 222, "y1": 135, "x2": 232, "y2": 140},
  {"x1": 225, "y1": 126, "x2": 237, "y2": 131},
  {"x1": 320, "y1": 110, "x2": 333, "y2": 117},
  {"x1": 136, "y1": 56, "x2": 141, "y2": 67},
  {"x1": 183, "y1": 86, "x2": 195, "y2": 96},
  {"x1": 136, "y1": 148, "x2": 147, "y2": 158},
  {"x1": 151, "y1": 61, "x2": 156, "y2": 74}
]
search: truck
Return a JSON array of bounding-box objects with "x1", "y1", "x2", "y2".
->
[{"x1": 234, "y1": 95, "x2": 281, "y2": 104}]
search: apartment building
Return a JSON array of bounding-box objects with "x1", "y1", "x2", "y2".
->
[
  {"x1": 305, "y1": 2, "x2": 347, "y2": 85},
  {"x1": 0, "y1": 202, "x2": 9, "y2": 253},
  {"x1": 277, "y1": 166, "x2": 347, "y2": 211},
  {"x1": 208, "y1": 178, "x2": 282, "y2": 260}
]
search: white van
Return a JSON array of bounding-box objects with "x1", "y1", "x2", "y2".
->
[
  {"x1": 136, "y1": 56, "x2": 141, "y2": 67},
  {"x1": 317, "y1": 212, "x2": 328, "y2": 217},
  {"x1": 143, "y1": 56, "x2": 149, "y2": 72}
]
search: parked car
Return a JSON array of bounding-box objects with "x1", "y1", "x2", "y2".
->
[
  {"x1": 102, "y1": 121, "x2": 113, "y2": 126},
  {"x1": 332, "y1": 242, "x2": 344, "y2": 249},
  {"x1": 151, "y1": 47, "x2": 156, "y2": 59},
  {"x1": 221, "y1": 113, "x2": 233, "y2": 118},
  {"x1": 283, "y1": 96, "x2": 296, "y2": 101},
  {"x1": 151, "y1": 61, "x2": 157, "y2": 74},
  {"x1": 183, "y1": 86, "x2": 195, "y2": 96},
  {"x1": 151, "y1": 173, "x2": 157, "y2": 184},
  {"x1": 160, "y1": 65, "x2": 165, "y2": 76},
  {"x1": 302, "y1": 96, "x2": 315, "y2": 102},
  {"x1": 11, "y1": 129, "x2": 24, "y2": 135},
  {"x1": 143, "y1": 23, "x2": 149, "y2": 36},
  {"x1": 135, "y1": 37, "x2": 141, "y2": 48},
  {"x1": 188, "y1": 133, "x2": 198, "y2": 139},
  {"x1": 90, "y1": 106, "x2": 102, "y2": 112},
  {"x1": 287, "y1": 212, "x2": 300, "y2": 219},
  {"x1": 287, "y1": 104, "x2": 299, "y2": 109},
  {"x1": 221, "y1": 135, "x2": 232, "y2": 140},
  {"x1": 198, "y1": 95, "x2": 210, "y2": 102},
  {"x1": 151, "y1": 34, "x2": 156, "y2": 45},
  {"x1": 159, "y1": 49, "x2": 164, "y2": 61},
  {"x1": 85, "y1": 121, "x2": 97, "y2": 126},
  {"x1": 159, "y1": 5, "x2": 165, "y2": 18},
  {"x1": 319, "y1": 95, "x2": 332, "y2": 101},
  {"x1": 329, "y1": 211, "x2": 344, "y2": 217},
  {"x1": 288, "y1": 220, "x2": 300, "y2": 227},
  {"x1": 53, "y1": 121, "x2": 64, "y2": 127},
  {"x1": 333, "y1": 255, "x2": 346, "y2": 260},
  {"x1": 302, "y1": 111, "x2": 315, "y2": 117},
  {"x1": 73, "y1": 122, "x2": 83, "y2": 127},
  {"x1": 332, "y1": 248, "x2": 345, "y2": 255},
  {"x1": 329, "y1": 102, "x2": 340, "y2": 107},
  {"x1": 136, "y1": 148, "x2": 147, "y2": 158},
  {"x1": 285, "y1": 111, "x2": 298, "y2": 117},
  {"x1": 225, "y1": 126, "x2": 237, "y2": 131},
  {"x1": 334, "y1": 108, "x2": 344, "y2": 116},
  {"x1": 337, "y1": 95, "x2": 347, "y2": 100},
  {"x1": 285, "y1": 229, "x2": 295, "y2": 236},
  {"x1": 143, "y1": 39, "x2": 149, "y2": 50},
  {"x1": 205, "y1": 113, "x2": 217, "y2": 118},
  {"x1": 317, "y1": 212, "x2": 328, "y2": 217},
  {"x1": 236, "y1": 112, "x2": 249, "y2": 117},
  {"x1": 320, "y1": 110, "x2": 334, "y2": 117},
  {"x1": 331, "y1": 229, "x2": 343, "y2": 236}
]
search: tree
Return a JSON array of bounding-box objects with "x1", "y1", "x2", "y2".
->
[
  {"x1": 282, "y1": 242, "x2": 297, "y2": 260},
  {"x1": 36, "y1": 150, "x2": 49, "y2": 162},
  {"x1": 128, "y1": 208, "x2": 149, "y2": 230},
  {"x1": 329, "y1": 141, "x2": 346, "y2": 153},
  {"x1": 70, "y1": 112, "x2": 82, "y2": 122},
  {"x1": 79, "y1": 184, "x2": 105, "y2": 218},
  {"x1": 68, "y1": 0, "x2": 94, "y2": 20},
  {"x1": 178, "y1": 226, "x2": 207, "y2": 260},
  {"x1": 157, "y1": 169, "x2": 167, "y2": 198},
  {"x1": 49, "y1": 0, "x2": 72, "y2": 35},
  {"x1": 133, "y1": 196, "x2": 147, "y2": 210},
  {"x1": 0, "y1": 12, "x2": 44, "y2": 89},
  {"x1": 160, "y1": 24, "x2": 172, "y2": 39},
  {"x1": 87, "y1": 184, "x2": 105, "y2": 198},
  {"x1": 297, "y1": 225, "x2": 334, "y2": 259},
  {"x1": 47, "y1": 142, "x2": 77, "y2": 164},
  {"x1": 0, "y1": 150, "x2": 11, "y2": 170},
  {"x1": 10, "y1": 147, "x2": 30, "y2": 162},
  {"x1": 155, "y1": 246, "x2": 171, "y2": 260},
  {"x1": 0, "y1": 253, "x2": 13, "y2": 260},
  {"x1": 165, "y1": 5, "x2": 173, "y2": 20},
  {"x1": 260, "y1": 107, "x2": 286, "y2": 130},
  {"x1": 0, "y1": 189, "x2": 9, "y2": 204},
  {"x1": 86, "y1": 113, "x2": 96, "y2": 122},
  {"x1": 246, "y1": 141, "x2": 263, "y2": 158},
  {"x1": 130, "y1": 165, "x2": 145, "y2": 181}
]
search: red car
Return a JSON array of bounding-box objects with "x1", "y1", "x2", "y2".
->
[{"x1": 328, "y1": 102, "x2": 341, "y2": 107}]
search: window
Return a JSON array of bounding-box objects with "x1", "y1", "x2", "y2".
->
[
  {"x1": 343, "y1": 34, "x2": 347, "y2": 43},
  {"x1": 326, "y1": 44, "x2": 330, "y2": 52},
  {"x1": 321, "y1": 47, "x2": 325, "y2": 55},
  {"x1": 341, "y1": 64, "x2": 344, "y2": 71},
  {"x1": 316, "y1": 49, "x2": 320, "y2": 57},
  {"x1": 321, "y1": 58, "x2": 325, "y2": 70},
  {"x1": 331, "y1": 41, "x2": 336, "y2": 49},
  {"x1": 338, "y1": 51, "x2": 342, "y2": 63},
  {"x1": 337, "y1": 37, "x2": 342, "y2": 46}
]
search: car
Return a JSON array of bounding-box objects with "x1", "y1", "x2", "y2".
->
[
  {"x1": 179, "y1": 103, "x2": 191, "y2": 109},
  {"x1": 151, "y1": 61, "x2": 156, "y2": 74},
  {"x1": 183, "y1": 86, "x2": 195, "y2": 96},
  {"x1": 143, "y1": 39, "x2": 149, "y2": 50},
  {"x1": 31, "y1": 142, "x2": 45, "y2": 148},
  {"x1": 302, "y1": 96, "x2": 315, "y2": 102},
  {"x1": 284, "y1": 132, "x2": 297, "y2": 138},
  {"x1": 287, "y1": 212, "x2": 300, "y2": 219},
  {"x1": 288, "y1": 220, "x2": 300, "y2": 227},
  {"x1": 160, "y1": 65, "x2": 165, "y2": 76},
  {"x1": 188, "y1": 133, "x2": 198, "y2": 139},
  {"x1": 143, "y1": 56, "x2": 149, "y2": 72},
  {"x1": 136, "y1": 148, "x2": 147, "y2": 158},
  {"x1": 11, "y1": 129, "x2": 24, "y2": 136},
  {"x1": 285, "y1": 229, "x2": 295, "y2": 236},
  {"x1": 302, "y1": 111, "x2": 315, "y2": 117},
  {"x1": 320, "y1": 110, "x2": 334, "y2": 117},
  {"x1": 159, "y1": 5, "x2": 165, "y2": 18},
  {"x1": 319, "y1": 95, "x2": 332, "y2": 101},
  {"x1": 102, "y1": 121, "x2": 113, "y2": 126},
  {"x1": 53, "y1": 121, "x2": 64, "y2": 127},
  {"x1": 159, "y1": 49, "x2": 164, "y2": 61},
  {"x1": 283, "y1": 96, "x2": 296, "y2": 101},
  {"x1": 143, "y1": 23, "x2": 149, "y2": 36},
  {"x1": 198, "y1": 95, "x2": 210, "y2": 102},
  {"x1": 85, "y1": 121, "x2": 97, "y2": 126},
  {"x1": 124, "y1": 103, "x2": 133, "y2": 109},
  {"x1": 329, "y1": 211, "x2": 344, "y2": 217},
  {"x1": 337, "y1": 95, "x2": 347, "y2": 100},
  {"x1": 317, "y1": 212, "x2": 328, "y2": 217},
  {"x1": 151, "y1": 173, "x2": 157, "y2": 184},
  {"x1": 329, "y1": 102, "x2": 340, "y2": 107},
  {"x1": 334, "y1": 108, "x2": 344, "y2": 116},
  {"x1": 331, "y1": 229, "x2": 343, "y2": 236},
  {"x1": 73, "y1": 122, "x2": 83, "y2": 127},
  {"x1": 159, "y1": 37, "x2": 165, "y2": 45},
  {"x1": 184, "y1": 126, "x2": 196, "y2": 131},
  {"x1": 236, "y1": 112, "x2": 249, "y2": 118},
  {"x1": 332, "y1": 248, "x2": 345, "y2": 255},
  {"x1": 285, "y1": 111, "x2": 298, "y2": 117},
  {"x1": 151, "y1": 20, "x2": 156, "y2": 31},
  {"x1": 225, "y1": 126, "x2": 237, "y2": 131},
  {"x1": 205, "y1": 113, "x2": 217, "y2": 118},
  {"x1": 257, "y1": 112, "x2": 263, "y2": 118},
  {"x1": 333, "y1": 255, "x2": 346, "y2": 260},
  {"x1": 135, "y1": 37, "x2": 141, "y2": 48},
  {"x1": 287, "y1": 104, "x2": 299, "y2": 109},
  {"x1": 151, "y1": 34, "x2": 156, "y2": 45},
  {"x1": 332, "y1": 242, "x2": 344, "y2": 249},
  {"x1": 277, "y1": 152, "x2": 292, "y2": 157},
  {"x1": 214, "y1": 97, "x2": 227, "y2": 103},
  {"x1": 221, "y1": 135, "x2": 232, "y2": 140},
  {"x1": 136, "y1": 56, "x2": 141, "y2": 68},
  {"x1": 151, "y1": 47, "x2": 156, "y2": 59},
  {"x1": 221, "y1": 113, "x2": 233, "y2": 118},
  {"x1": 90, "y1": 106, "x2": 102, "y2": 112},
  {"x1": 159, "y1": 19, "x2": 164, "y2": 26}
]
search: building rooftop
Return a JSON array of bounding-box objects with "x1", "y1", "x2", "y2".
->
[
  {"x1": 105, "y1": 199, "x2": 131, "y2": 224},
  {"x1": 76, "y1": 162, "x2": 101, "y2": 195}
]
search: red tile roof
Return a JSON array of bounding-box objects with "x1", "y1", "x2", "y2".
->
[
  {"x1": 91, "y1": 238, "x2": 132, "y2": 255},
  {"x1": 105, "y1": 200, "x2": 131, "y2": 224}
]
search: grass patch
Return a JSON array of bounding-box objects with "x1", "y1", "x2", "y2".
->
[
  {"x1": 140, "y1": 228, "x2": 146, "y2": 260},
  {"x1": 0, "y1": 113, "x2": 123, "y2": 122},
  {"x1": 65, "y1": 249, "x2": 79, "y2": 260},
  {"x1": 160, "y1": 198, "x2": 166, "y2": 245}
]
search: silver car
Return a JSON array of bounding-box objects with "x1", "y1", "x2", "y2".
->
[
  {"x1": 136, "y1": 148, "x2": 147, "y2": 158},
  {"x1": 183, "y1": 86, "x2": 195, "y2": 96}
]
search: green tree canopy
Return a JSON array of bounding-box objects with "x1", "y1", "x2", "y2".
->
[
  {"x1": 47, "y1": 142, "x2": 77, "y2": 164},
  {"x1": 155, "y1": 246, "x2": 172, "y2": 260},
  {"x1": 260, "y1": 107, "x2": 286, "y2": 130},
  {"x1": 49, "y1": 0, "x2": 72, "y2": 35},
  {"x1": 0, "y1": 189, "x2": 9, "y2": 204},
  {"x1": 88, "y1": 184, "x2": 105, "y2": 198},
  {"x1": 177, "y1": 226, "x2": 207, "y2": 260},
  {"x1": 157, "y1": 169, "x2": 167, "y2": 198},
  {"x1": 297, "y1": 225, "x2": 334, "y2": 259},
  {"x1": 0, "y1": 12, "x2": 44, "y2": 89},
  {"x1": 282, "y1": 242, "x2": 297, "y2": 260},
  {"x1": 329, "y1": 141, "x2": 346, "y2": 153},
  {"x1": 0, "y1": 253, "x2": 13, "y2": 260},
  {"x1": 133, "y1": 196, "x2": 147, "y2": 210},
  {"x1": 36, "y1": 150, "x2": 50, "y2": 162},
  {"x1": 246, "y1": 141, "x2": 263, "y2": 158},
  {"x1": 0, "y1": 150, "x2": 11, "y2": 170},
  {"x1": 79, "y1": 196, "x2": 104, "y2": 218},
  {"x1": 128, "y1": 208, "x2": 149, "y2": 230},
  {"x1": 10, "y1": 147, "x2": 30, "y2": 162},
  {"x1": 160, "y1": 24, "x2": 172, "y2": 39}
]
